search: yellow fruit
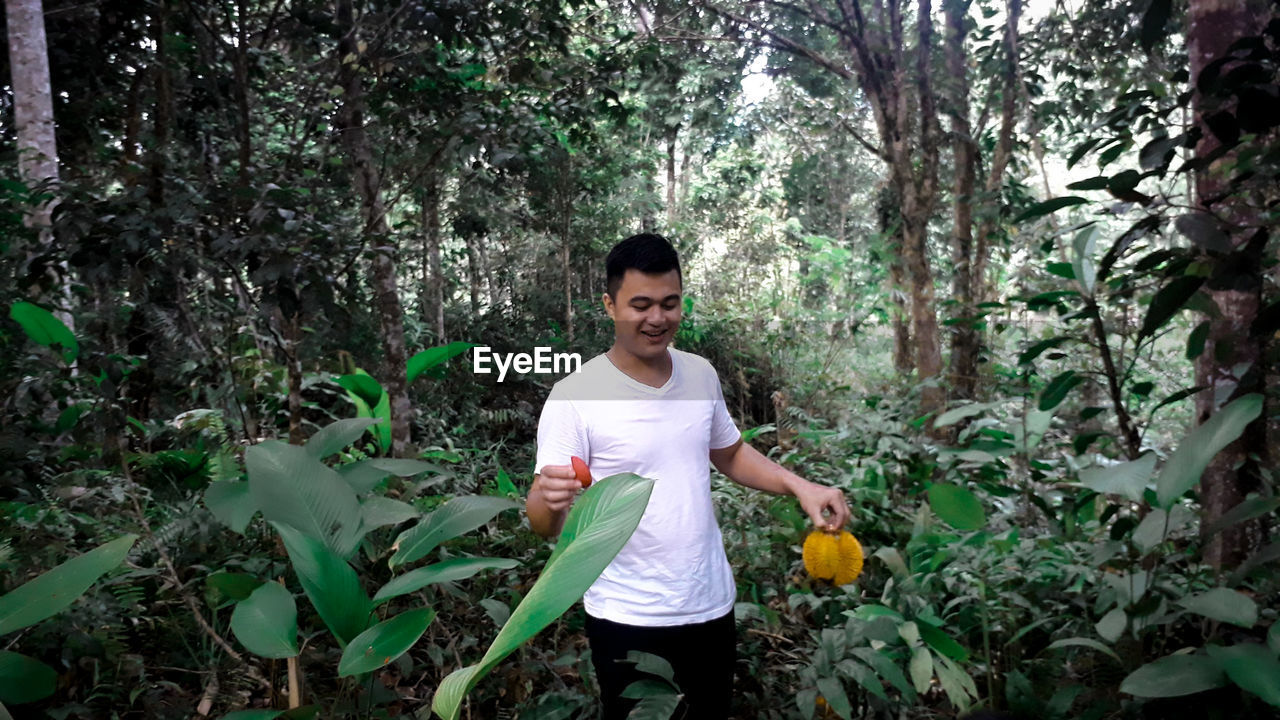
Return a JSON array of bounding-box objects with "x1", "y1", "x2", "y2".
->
[
  {"x1": 803, "y1": 530, "x2": 864, "y2": 585},
  {"x1": 803, "y1": 531, "x2": 840, "y2": 580},
  {"x1": 832, "y1": 532, "x2": 864, "y2": 585}
]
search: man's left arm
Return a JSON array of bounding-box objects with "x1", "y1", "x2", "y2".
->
[{"x1": 710, "y1": 439, "x2": 851, "y2": 532}]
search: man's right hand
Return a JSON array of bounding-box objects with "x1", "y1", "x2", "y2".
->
[
  {"x1": 528, "y1": 465, "x2": 582, "y2": 537},
  {"x1": 533, "y1": 465, "x2": 582, "y2": 512}
]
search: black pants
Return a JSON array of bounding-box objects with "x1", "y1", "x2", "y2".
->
[{"x1": 584, "y1": 611, "x2": 735, "y2": 720}]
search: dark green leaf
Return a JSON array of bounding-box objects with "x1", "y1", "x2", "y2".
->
[
  {"x1": 390, "y1": 496, "x2": 519, "y2": 568},
  {"x1": 1019, "y1": 336, "x2": 1071, "y2": 365},
  {"x1": 1206, "y1": 644, "x2": 1280, "y2": 706},
  {"x1": 929, "y1": 484, "x2": 986, "y2": 530},
  {"x1": 8, "y1": 302, "x2": 78, "y2": 363},
  {"x1": 246, "y1": 441, "x2": 364, "y2": 557},
  {"x1": 204, "y1": 481, "x2": 257, "y2": 534},
  {"x1": 1047, "y1": 262, "x2": 1076, "y2": 279},
  {"x1": 335, "y1": 374, "x2": 385, "y2": 407},
  {"x1": 407, "y1": 342, "x2": 478, "y2": 383},
  {"x1": 1140, "y1": 0, "x2": 1173, "y2": 52},
  {"x1": 1039, "y1": 371, "x2": 1083, "y2": 411},
  {"x1": 1079, "y1": 454, "x2": 1156, "y2": 503},
  {"x1": 338, "y1": 607, "x2": 435, "y2": 677},
  {"x1": 1014, "y1": 197, "x2": 1088, "y2": 224},
  {"x1": 1156, "y1": 394, "x2": 1264, "y2": 508},
  {"x1": 432, "y1": 474, "x2": 655, "y2": 720},
  {"x1": 1121, "y1": 653, "x2": 1225, "y2": 698},
  {"x1": 374, "y1": 557, "x2": 520, "y2": 605},
  {"x1": 274, "y1": 523, "x2": 371, "y2": 646},
  {"x1": 205, "y1": 572, "x2": 263, "y2": 603},
  {"x1": 919, "y1": 622, "x2": 969, "y2": 662},
  {"x1": 305, "y1": 418, "x2": 379, "y2": 459},
  {"x1": 1187, "y1": 322, "x2": 1211, "y2": 360},
  {"x1": 0, "y1": 652, "x2": 56, "y2": 704},
  {"x1": 1180, "y1": 588, "x2": 1258, "y2": 627},
  {"x1": 230, "y1": 582, "x2": 299, "y2": 659},
  {"x1": 0, "y1": 535, "x2": 137, "y2": 636},
  {"x1": 1203, "y1": 496, "x2": 1280, "y2": 538},
  {"x1": 1066, "y1": 176, "x2": 1110, "y2": 191},
  {"x1": 1140, "y1": 276, "x2": 1205, "y2": 340}
]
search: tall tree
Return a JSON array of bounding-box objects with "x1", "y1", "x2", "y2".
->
[
  {"x1": 5, "y1": 0, "x2": 62, "y2": 307},
  {"x1": 1186, "y1": 0, "x2": 1274, "y2": 568},
  {"x1": 705, "y1": 0, "x2": 951, "y2": 415},
  {"x1": 334, "y1": 0, "x2": 412, "y2": 456}
]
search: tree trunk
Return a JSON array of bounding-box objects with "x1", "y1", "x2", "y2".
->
[
  {"x1": 944, "y1": 0, "x2": 977, "y2": 401},
  {"x1": 6, "y1": 0, "x2": 59, "y2": 206},
  {"x1": 465, "y1": 235, "x2": 481, "y2": 314},
  {"x1": 233, "y1": 0, "x2": 252, "y2": 189},
  {"x1": 149, "y1": 0, "x2": 172, "y2": 207},
  {"x1": 877, "y1": 186, "x2": 914, "y2": 375},
  {"x1": 1187, "y1": 0, "x2": 1271, "y2": 569},
  {"x1": 665, "y1": 127, "x2": 678, "y2": 227},
  {"x1": 335, "y1": 0, "x2": 412, "y2": 456},
  {"x1": 421, "y1": 174, "x2": 444, "y2": 340},
  {"x1": 6, "y1": 0, "x2": 69, "y2": 322}
]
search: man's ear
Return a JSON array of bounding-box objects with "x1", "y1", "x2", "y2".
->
[{"x1": 602, "y1": 292, "x2": 615, "y2": 321}]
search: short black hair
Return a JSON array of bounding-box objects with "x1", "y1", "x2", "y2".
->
[{"x1": 605, "y1": 233, "x2": 682, "y2": 298}]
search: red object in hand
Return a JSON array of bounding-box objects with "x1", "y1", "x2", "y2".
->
[{"x1": 571, "y1": 456, "x2": 592, "y2": 488}]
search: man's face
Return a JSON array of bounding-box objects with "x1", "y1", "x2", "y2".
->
[{"x1": 603, "y1": 268, "x2": 683, "y2": 361}]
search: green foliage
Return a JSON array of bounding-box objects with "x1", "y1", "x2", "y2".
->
[{"x1": 432, "y1": 473, "x2": 655, "y2": 720}]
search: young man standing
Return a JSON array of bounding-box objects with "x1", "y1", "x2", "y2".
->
[{"x1": 527, "y1": 234, "x2": 850, "y2": 719}]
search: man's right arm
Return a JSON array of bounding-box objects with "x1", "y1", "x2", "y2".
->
[{"x1": 527, "y1": 465, "x2": 581, "y2": 538}]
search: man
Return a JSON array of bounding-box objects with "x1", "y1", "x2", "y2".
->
[{"x1": 528, "y1": 233, "x2": 850, "y2": 719}]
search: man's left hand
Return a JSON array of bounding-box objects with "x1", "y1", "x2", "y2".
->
[{"x1": 792, "y1": 479, "x2": 851, "y2": 532}]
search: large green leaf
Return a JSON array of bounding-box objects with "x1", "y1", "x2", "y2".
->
[
  {"x1": 1013, "y1": 196, "x2": 1088, "y2": 224},
  {"x1": 1046, "y1": 637, "x2": 1121, "y2": 663},
  {"x1": 1139, "y1": 276, "x2": 1205, "y2": 341},
  {"x1": 336, "y1": 371, "x2": 390, "y2": 452},
  {"x1": 204, "y1": 480, "x2": 257, "y2": 534},
  {"x1": 1120, "y1": 653, "x2": 1226, "y2": 698},
  {"x1": 305, "y1": 418, "x2": 379, "y2": 459},
  {"x1": 273, "y1": 523, "x2": 371, "y2": 646},
  {"x1": 361, "y1": 496, "x2": 420, "y2": 531},
  {"x1": 816, "y1": 676, "x2": 853, "y2": 720},
  {"x1": 407, "y1": 342, "x2": 478, "y2": 383},
  {"x1": 389, "y1": 496, "x2": 519, "y2": 568},
  {"x1": 909, "y1": 647, "x2": 933, "y2": 694},
  {"x1": 1072, "y1": 225, "x2": 1099, "y2": 295},
  {"x1": 0, "y1": 534, "x2": 137, "y2": 636},
  {"x1": 1079, "y1": 453, "x2": 1156, "y2": 503},
  {"x1": 1206, "y1": 644, "x2": 1280, "y2": 706},
  {"x1": 373, "y1": 557, "x2": 519, "y2": 605},
  {"x1": 431, "y1": 473, "x2": 655, "y2": 720},
  {"x1": 933, "y1": 402, "x2": 998, "y2": 429},
  {"x1": 0, "y1": 651, "x2": 56, "y2": 704},
  {"x1": 205, "y1": 572, "x2": 263, "y2": 606},
  {"x1": 246, "y1": 441, "x2": 364, "y2": 557},
  {"x1": 929, "y1": 484, "x2": 986, "y2": 531},
  {"x1": 338, "y1": 461, "x2": 394, "y2": 494},
  {"x1": 337, "y1": 607, "x2": 435, "y2": 677},
  {"x1": 919, "y1": 621, "x2": 968, "y2": 662},
  {"x1": 1038, "y1": 371, "x2": 1084, "y2": 411},
  {"x1": 230, "y1": 582, "x2": 299, "y2": 659},
  {"x1": 1155, "y1": 394, "x2": 1264, "y2": 509},
  {"x1": 1203, "y1": 495, "x2": 1280, "y2": 538},
  {"x1": 9, "y1": 302, "x2": 78, "y2": 363},
  {"x1": 1179, "y1": 588, "x2": 1258, "y2": 628}
]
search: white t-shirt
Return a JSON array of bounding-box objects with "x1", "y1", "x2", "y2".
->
[{"x1": 535, "y1": 347, "x2": 742, "y2": 626}]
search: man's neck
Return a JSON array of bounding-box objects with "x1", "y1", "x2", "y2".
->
[{"x1": 606, "y1": 345, "x2": 673, "y2": 388}]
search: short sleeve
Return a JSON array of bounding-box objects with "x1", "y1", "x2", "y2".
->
[
  {"x1": 535, "y1": 386, "x2": 590, "y2": 475},
  {"x1": 709, "y1": 368, "x2": 741, "y2": 451}
]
